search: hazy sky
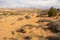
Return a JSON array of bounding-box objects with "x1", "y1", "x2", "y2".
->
[{"x1": 0, "y1": 0, "x2": 60, "y2": 8}]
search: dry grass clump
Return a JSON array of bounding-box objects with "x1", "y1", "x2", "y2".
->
[
  {"x1": 36, "y1": 19, "x2": 51, "y2": 23},
  {"x1": 3, "y1": 37, "x2": 7, "y2": 40},
  {"x1": 36, "y1": 24, "x2": 46, "y2": 29},
  {"x1": 17, "y1": 17, "x2": 23, "y2": 21},
  {"x1": 36, "y1": 15, "x2": 41, "y2": 17},
  {"x1": 47, "y1": 20, "x2": 60, "y2": 33},
  {"x1": 9, "y1": 12, "x2": 14, "y2": 15},
  {"x1": 38, "y1": 36, "x2": 47, "y2": 40},
  {"x1": 23, "y1": 36, "x2": 32, "y2": 40},
  {"x1": 46, "y1": 34, "x2": 60, "y2": 40},
  {"x1": 9, "y1": 38, "x2": 16, "y2": 40},
  {"x1": 16, "y1": 24, "x2": 36, "y2": 33},
  {"x1": 16, "y1": 28, "x2": 26, "y2": 33},
  {"x1": 25, "y1": 15, "x2": 31, "y2": 19},
  {"x1": 11, "y1": 31, "x2": 15, "y2": 35},
  {"x1": 11, "y1": 22, "x2": 15, "y2": 25},
  {"x1": 22, "y1": 24, "x2": 36, "y2": 27},
  {"x1": 20, "y1": 24, "x2": 36, "y2": 30}
]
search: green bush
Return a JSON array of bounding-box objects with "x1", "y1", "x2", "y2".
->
[{"x1": 48, "y1": 7, "x2": 57, "y2": 17}]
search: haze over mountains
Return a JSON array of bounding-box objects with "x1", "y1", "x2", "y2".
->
[{"x1": 0, "y1": 0, "x2": 60, "y2": 8}]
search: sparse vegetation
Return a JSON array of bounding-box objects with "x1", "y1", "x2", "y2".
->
[{"x1": 0, "y1": 8, "x2": 60, "y2": 40}]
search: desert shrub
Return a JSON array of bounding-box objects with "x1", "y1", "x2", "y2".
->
[
  {"x1": 25, "y1": 15, "x2": 31, "y2": 19},
  {"x1": 38, "y1": 35, "x2": 47, "y2": 40},
  {"x1": 4, "y1": 37, "x2": 6, "y2": 40},
  {"x1": 3, "y1": 13, "x2": 7, "y2": 15},
  {"x1": 23, "y1": 24, "x2": 35, "y2": 27},
  {"x1": 11, "y1": 31, "x2": 15, "y2": 35},
  {"x1": 46, "y1": 34, "x2": 60, "y2": 40},
  {"x1": 16, "y1": 28, "x2": 26, "y2": 33},
  {"x1": 17, "y1": 18, "x2": 23, "y2": 21},
  {"x1": 46, "y1": 36, "x2": 58, "y2": 40},
  {"x1": 36, "y1": 19, "x2": 51, "y2": 23},
  {"x1": 36, "y1": 24, "x2": 47, "y2": 29},
  {"x1": 47, "y1": 20, "x2": 60, "y2": 33},
  {"x1": 17, "y1": 24, "x2": 36, "y2": 32},
  {"x1": 23, "y1": 36, "x2": 32, "y2": 40},
  {"x1": 48, "y1": 7, "x2": 57, "y2": 17},
  {"x1": 9, "y1": 38, "x2": 16, "y2": 40},
  {"x1": 21, "y1": 24, "x2": 36, "y2": 29},
  {"x1": 48, "y1": 24, "x2": 59, "y2": 33},
  {"x1": 36, "y1": 20, "x2": 44, "y2": 23},
  {"x1": 36, "y1": 15, "x2": 41, "y2": 17},
  {"x1": 3, "y1": 12, "x2": 9, "y2": 16},
  {"x1": 11, "y1": 23, "x2": 14, "y2": 25},
  {"x1": 10, "y1": 12, "x2": 14, "y2": 15}
]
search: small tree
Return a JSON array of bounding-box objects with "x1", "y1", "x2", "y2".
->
[{"x1": 48, "y1": 7, "x2": 57, "y2": 17}]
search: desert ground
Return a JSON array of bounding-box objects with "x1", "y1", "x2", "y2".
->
[{"x1": 0, "y1": 8, "x2": 60, "y2": 40}]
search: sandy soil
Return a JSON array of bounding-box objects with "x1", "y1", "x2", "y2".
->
[{"x1": 0, "y1": 9, "x2": 60, "y2": 40}]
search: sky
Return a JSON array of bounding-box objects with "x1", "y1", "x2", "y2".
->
[{"x1": 0, "y1": 0, "x2": 60, "y2": 8}]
